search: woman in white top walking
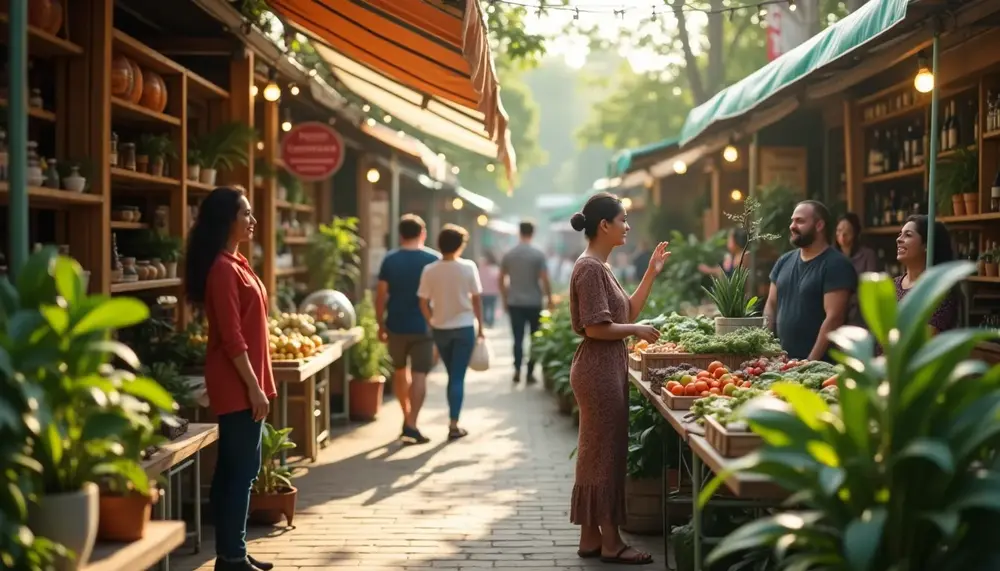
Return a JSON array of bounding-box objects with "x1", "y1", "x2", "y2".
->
[{"x1": 418, "y1": 224, "x2": 485, "y2": 440}]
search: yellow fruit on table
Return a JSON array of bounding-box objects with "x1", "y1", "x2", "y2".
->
[{"x1": 295, "y1": 352, "x2": 304, "y2": 360}]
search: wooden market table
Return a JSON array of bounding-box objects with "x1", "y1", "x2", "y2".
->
[
  {"x1": 140, "y1": 423, "x2": 218, "y2": 570},
  {"x1": 272, "y1": 327, "x2": 363, "y2": 465},
  {"x1": 84, "y1": 521, "x2": 185, "y2": 571}
]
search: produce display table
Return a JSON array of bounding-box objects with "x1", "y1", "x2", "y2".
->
[
  {"x1": 628, "y1": 368, "x2": 784, "y2": 571},
  {"x1": 84, "y1": 521, "x2": 185, "y2": 571},
  {"x1": 141, "y1": 423, "x2": 218, "y2": 570}
]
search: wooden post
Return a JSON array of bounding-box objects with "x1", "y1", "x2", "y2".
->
[
  {"x1": 842, "y1": 98, "x2": 864, "y2": 220},
  {"x1": 357, "y1": 154, "x2": 373, "y2": 297},
  {"x1": 228, "y1": 48, "x2": 256, "y2": 261},
  {"x1": 261, "y1": 98, "x2": 278, "y2": 301}
]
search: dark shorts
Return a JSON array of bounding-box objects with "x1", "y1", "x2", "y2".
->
[{"x1": 387, "y1": 333, "x2": 435, "y2": 374}]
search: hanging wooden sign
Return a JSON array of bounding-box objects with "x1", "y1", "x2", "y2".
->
[{"x1": 279, "y1": 121, "x2": 345, "y2": 181}]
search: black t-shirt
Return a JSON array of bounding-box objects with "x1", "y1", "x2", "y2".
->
[{"x1": 769, "y1": 247, "x2": 858, "y2": 360}]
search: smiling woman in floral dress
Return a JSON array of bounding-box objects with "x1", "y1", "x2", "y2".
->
[{"x1": 567, "y1": 192, "x2": 670, "y2": 566}]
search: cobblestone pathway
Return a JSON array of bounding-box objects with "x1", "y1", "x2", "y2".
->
[{"x1": 174, "y1": 324, "x2": 663, "y2": 570}]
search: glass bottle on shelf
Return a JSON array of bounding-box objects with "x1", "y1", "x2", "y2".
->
[
  {"x1": 949, "y1": 100, "x2": 960, "y2": 150},
  {"x1": 988, "y1": 91, "x2": 996, "y2": 133},
  {"x1": 991, "y1": 169, "x2": 1000, "y2": 212},
  {"x1": 110, "y1": 132, "x2": 119, "y2": 167},
  {"x1": 121, "y1": 143, "x2": 136, "y2": 171},
  {"x1": 0, "y1": 126, "x2": 8, "y2": 182}
]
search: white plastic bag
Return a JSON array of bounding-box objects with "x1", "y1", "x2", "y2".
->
[{"x1": 469, "y1": 338, "x2": 491, "y2": 372}]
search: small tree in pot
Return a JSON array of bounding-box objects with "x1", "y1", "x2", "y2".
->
[
  {"x1": 703, "y1": 196, "x2": 779, "y2": 335},
  {"x1": 348, "y1": 291, "x2": 389, "y2": 421},
  {"x1": 249, "y1": 423, "x2": 297, "y2": 526}
]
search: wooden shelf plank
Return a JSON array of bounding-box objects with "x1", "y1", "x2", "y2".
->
[
  {"x1": 0, "y1": 99, "x2": 56, "y2": 121},
  {"x1": 110, "y1": 221, "x2": 149, "y2": 230},
  {"x1": 862, "y1": 226, "x2": 900, "y2": 235},
  {"x1": 0, "y1": 14, "x2": 84, "y2": 58},
  {"x1": 111, "y1": 97, "x2": 181, "y2": 126},
  {"x1": 276, "y1": 200, "x2": 315, "y2": 213},
  {"x1": 859, "y1": 104, "x2": 923, "y2": 129},
  {"x1": 0, "y1": 183, "x2": 103, "y2": 206},
  {"x1": 85, "y1": 521, "x2": 184, "y2": 571},
  {"x1": 141, "y1": 423, "x2": 218, "y2": 478},
  {"x1": 111, "y1": 167, "x2": 181, "y2": 190},
  {"x1": 186, "y1": 71, "x2": 229, "y2": 100},
  {"x1": 283, "y1": 235, "x2": 310, "y2": 245},
  {"x1": 984, "y1": 130, "x2": 1000, "y2": 141},
  {"x1": 968, "y1": 276, "x2": 1000, "y2": 284},
  {"x1": 275, "y1": 266, "x2": 308, "y2": 277},
  {"x1": 186, "y1": 179, "x2": 217, "y2": 194},
  {"x1": 110, "y1": 278, "x2": 182, "y2": 294},
  {"x1": 862, "y1": 165, "x2": 924, "y2": 185},
  {"x1": 938, "y1": 212, "x2": 1000, "y2": 223},
  {"x1": 112, "y1": 29, "x2": 183, "y2": 76}
]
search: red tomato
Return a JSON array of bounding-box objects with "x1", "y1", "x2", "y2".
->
[
  {"x1": 709, "y1": 387, "x2": 721, "y2": 395},
  {"x1": 670, "y1": 384, "x2": 685, "y2": 396},
  {"x1": 694, "y1": 380, "x2": 709, "y2": 393},
  {"x1": 685, "y1": 383, "x2": 699, "y2": 396},
  {"x1": 822, "y1": 376, "x2": 838, "y2": 388},
  {"x1": 742, "y1": 381, "x2": 752, "y2": 388}
]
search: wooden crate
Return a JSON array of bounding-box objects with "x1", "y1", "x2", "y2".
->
[
  {"x1": 628, "y1": 354, "x2": 642, "y2": 370},
  {"x1": 641, "y1": 352, "x2": 768, "y2": 381},
  {"x1": 659, "y1": 386, "x2": 700, "y2": 410},
  {"x1": 704, "y1": 415, "x2": 762, "y2": 458}
]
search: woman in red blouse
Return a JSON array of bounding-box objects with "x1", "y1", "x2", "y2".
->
[{"x1": 185, "y1": 187, "x2": 276, "y2": 571}]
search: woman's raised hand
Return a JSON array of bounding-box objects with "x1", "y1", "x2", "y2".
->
[{"x1": 647, "y1": 241, "x2": 671, "y2": 275}]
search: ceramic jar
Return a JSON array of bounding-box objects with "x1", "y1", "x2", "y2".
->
[
  {"x1": 64, "y1": 165, "x2": 86, "y2": 192},
  {"x1": 150, "y1": 258, "x2": 166, "y2": 280},
  {"x1": 121, "y1": 258, "x2": 138, "y2": 283},
  {"x1": 136, "y1": 261, "x2": 152, "y2": 280}
]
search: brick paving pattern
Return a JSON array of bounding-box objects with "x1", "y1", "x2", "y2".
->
[{"x1": 173, "y1": 325, "x2": 664, "y2": 570}]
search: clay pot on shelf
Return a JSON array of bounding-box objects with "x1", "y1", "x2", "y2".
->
[
  {"x1": 127, "y1": 60, "x2": 144, "y2": 104},
  {"x1": 138, "y1": 261, "x2": 153, "y2": 280},
  {"x1": 97, "y1": 487, "x2": 158, "y2": 542},
  {"x1": 121, "y1": 258, "x2": 138, "y2": 282},
  {"x1": 951, "y1": 195, "x2": 966, "y2": 216},
  {"x1": 188, "y1": 163, "x2": 201, "y2": 182},
  {"x1": 27, "y1": 482, "x2": 99, "y2": 570},
  {"x1": 46, "y1": 0, "x2": 64, "y2": 35},
  {"x1": 987, "y1": 262, "x2": 1000, "y2": 278},
  {"x1": 150, "y1": 258, "x2": 166, "y2": 280},
  {"x1": 200, "y1": 168, "x2": 218, "y2": 186},
  {"x1": 28, "y1": 0, "x2": 53, "y2": 31},
  {"x1": 63, "y1": 166, "x2": 86, "y2": 193},
  {"x1": 150, "y1": 157, "x2": 165, "y2": 178},
  {"x1": 135, "y1": 154, "x2": 149, "y2": 174},
  {"x1": 963, "y1": 193, "x2": 979, "y2": 216},
  {"x1": 979, "y1": 259, "x2": 987, "y2": 277},
  {"x1": 165, "y1": 261, "x2": 178, "y2": 279},
  {"x1": 139, "y1": 70, "x2": 168, "y2": 113},
  {"x1": 131, "y1": 207, "x2": 142, "y2": 223}
]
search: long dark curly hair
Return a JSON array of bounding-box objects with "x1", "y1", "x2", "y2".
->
[{"x1": 185, "y1": 187, "x2": 245, "y2": 304}]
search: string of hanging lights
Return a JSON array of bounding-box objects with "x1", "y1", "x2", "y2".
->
[{"x1": 483, "y1": 0, "x2": 798, "y2": 17}]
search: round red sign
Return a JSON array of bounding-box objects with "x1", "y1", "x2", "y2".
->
[{"x1": 279, "y1": 121, "x2": 345, "y2": 181}]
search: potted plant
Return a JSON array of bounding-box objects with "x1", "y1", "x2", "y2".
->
[
  {"x1": 96, "y1": 419, "x2": 163, "y2": 542},
  {"x1": 157, "y1": 234, "x2": 182, "y2": 278},
  {"x1": 938, "y1": 147, "x2": 979, "y2": 216},
  {"x1": 139, "y1": 134, "x2": 176, "y2": 178},
  {"x1": 57, "y1": 159, "x2": 91, "y2": 193},
  {"x1": 249, "y1": 423, "x2": 297, "y2": 526},
  {"x1": 703, "y1": 197, "x2": 779, "y2": 334},
  {"x1": 348, "y1": 291, "x2": 388, "y2": 421},
  {"x1": 986, "y1": 249, "x2": 999, "y2": 277},
  {"x1": 305, "y1": 217, "x2": 363, "y2": 293},
  {"x1": 192, "y1": 121, "x2": 256, "y2": 186},
  {"x1": 254, "y1": 156, "x2": 276, "y2": 188},
  {"x1": 980, "y1": 251, "x2": 993, "y2": 277},
  {"x1": 699, "y1": 260, "x2": 1000, "y2": 570},
  {"x1": 278, "y1": 168, "x2": 304, "y2": 204},
  {"x1": 4, "y1": 249, "x2": 175, "y2": 569},
  {"x1": 186, "y1": 147, "x2": 202, "y2": 182}
]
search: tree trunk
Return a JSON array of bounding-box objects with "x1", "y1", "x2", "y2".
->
[
  {"x1": 672, "y1": 0, "x2": 708, "y2": 104},
  {"x1": 706, "y1": 0, "x2": 725, "y2": 95},
  {"x1": 847, "y1": 0, "x2": 869, "y2": 12}
]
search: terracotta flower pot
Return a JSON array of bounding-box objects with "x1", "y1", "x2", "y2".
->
[
  {"x1": 542, "y1": 373, "x2": 555, "y2": 392},
  {"x1": 963, "y1": 193, "x2": 979, "y2": 216},
  {"x1": 979, "y1": 260, "x2": 987, "y2": 277},
  {"x1": 97, "y1": 488, "x2": 157, "y2": 542},
  {"x1": 136, "y1": 155, "x2": 149, "y2": 174},
  {"x1": 249, "y1": 485, "x2": 297, "y2": 527},
  {"x1": 987, "y1": 263, "x2": 999, "y2": 278},
  {"x1": 150, "y1": 157, "x2": 165, "y2": 177},
  {"x1": 349, "y1": 376, "x2": 385, "y2": 421},
  {"x1": 952, "y1": 195, "x2": 966, "y2": 216}
]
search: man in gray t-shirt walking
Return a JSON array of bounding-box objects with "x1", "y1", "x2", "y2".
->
[{"x1": 500, "y1": 221, "x2": 553, "y2": 383}]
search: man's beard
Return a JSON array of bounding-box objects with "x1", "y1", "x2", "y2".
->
[{"x1": 791, "y1": 228, "x2": 816, "y2": 248}]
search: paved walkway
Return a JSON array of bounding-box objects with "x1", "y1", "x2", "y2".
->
[{"x1": 174, "y1": 324, "x2": 663, "y2": 570}]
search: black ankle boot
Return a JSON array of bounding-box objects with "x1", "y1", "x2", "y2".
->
[
  {"x1": 214, "y1": 558, "x2": 256, "y2": 570},
  {"x1": 248, "y1": 554, "x2": 274, "y2": 570}
]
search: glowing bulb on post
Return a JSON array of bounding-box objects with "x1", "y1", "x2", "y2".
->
[
  {"x1": 251, "y1": 85, "x2": 258, "y2": 97},
  {"x1": 477, "y1": 214, "x2": 488, "y2": 227},
  {"x1": 451, "y1": 166, "x2": 460, "y2": 175},
  {"x1": 486, "y1": 164, "x2": 495, "y2": 172},
  {"x1": 621, "y1": 197, "x2": 633, "y2": 210},
  {"x1": 263, "y1": 81, "x2": 281, "y2": 102},
  {"x1": 723, "y1": 145, "x2": 739, "y2": 162},
  {"x1": 383, "y1": 115, "x2": 392, "y2": 124},
  {"x1": 452, "y1": 197, "x2": 464, "y2": 210},
  {"x1": 673, "y1": 160, "x2": 687, "y2": 174},
  {"x1": 362, "y1": 104, "x2": 371, "y2": 112},
  {"x1": 366, "y1": 168, "x2": 380, "y2": 184},
  {"x1": 256, "y1": 141, "x2": 264, "y2": 151},
  {"x1": 281, "y1": 120, "x2": 292, "y2": 132},
  {"x1": 731, "y1": 189, "x2": 744, "y2": 202},
  {"x1": 289, "y1": 84, "x2": 300, "y2": 96},
  {"x1": 914, "y1": 54, "x2": 934, "y2": 94}
]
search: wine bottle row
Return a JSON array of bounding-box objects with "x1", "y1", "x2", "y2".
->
[
  {"x1": 866, "y1": 188, "x2": 924, "y2": 228},
  {"x1": 866, "y1": 98, "x2": 979, "y2": 177}
]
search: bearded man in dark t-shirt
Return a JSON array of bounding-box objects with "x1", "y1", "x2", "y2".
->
[{"x1": 764, "y1": 200, "x2": 857, "y2": 361}]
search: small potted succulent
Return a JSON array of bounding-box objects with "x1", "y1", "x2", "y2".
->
[
  {"x1": 191, "y1": 121, "x2": 256, "y2": 186},
  {"x1": 187, "y1": 147, "x2": 203, "y2": 182},
  {"x1": 139, "y1": 133, "x2": 176, "y2": 177},
  {"x1": 158, "y1": 234, "x2": 183, "y2": 278},
  {"x1": 984, "y1": 249, "x2": 999, "y2": 278},
  {"x1": 248, "y1": 423, "x2": 298, "y2": 526}
]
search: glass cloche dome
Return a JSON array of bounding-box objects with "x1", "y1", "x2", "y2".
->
[{"x1": 298, "y1": 289, "x2": 357, "y2": 332}]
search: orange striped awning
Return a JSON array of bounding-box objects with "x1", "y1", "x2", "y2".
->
[{"x1": 266, "y1": 0, "x2": 516, "y2": 185}]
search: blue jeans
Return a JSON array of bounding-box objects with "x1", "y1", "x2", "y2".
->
[
  {"x1": 211, "y1": 409, "x2": 263, "y2": 562},
  {"x1": 432, "y1": 326, "x2": 476, "y2": 421},
  {"x1": 481, "y1": 295, "x2": 498, "y2": 327},
  {"x1": 508, "y1": 306, "x2": 541, "y2": 374}
]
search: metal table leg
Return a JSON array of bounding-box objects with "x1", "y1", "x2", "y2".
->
[
  {"x1": 279, "y1": 382, "x2": 289, "y2": 466},
  {"x1": 194, "y1": 450, "x2": 202, "y2": 554},
  {"x1": 662, "y1": 434, "x2": 670, "y2": 570},
  {"x1": 692, "y1": 453, "x2": 702, "y2": 571}
]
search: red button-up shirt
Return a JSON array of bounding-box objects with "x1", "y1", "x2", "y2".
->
[{"x1": 203, "y1": 251, "x2": 276, "y2": 416}]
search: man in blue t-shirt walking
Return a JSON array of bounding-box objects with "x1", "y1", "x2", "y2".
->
[{"x1": 376, "y1": 214, "x2": 441, "y2": 444}]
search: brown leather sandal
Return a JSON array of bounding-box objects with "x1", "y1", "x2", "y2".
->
[{"x1": 600, "y1": 545, "x2": 653, "y2": 565}]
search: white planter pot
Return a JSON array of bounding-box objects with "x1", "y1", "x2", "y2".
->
[
  {"x1": 28, "y1": 482, "x2": 99, "y2": 570},
  {"x1": 165, "y1": 261, "x2": 178, "y2": 279},
  {"x1": 253, "y1": 174, "x2": 263, "y2": 187},
  {"x1": 199, "y1": 168, "x2": 217, "y2": 186},
  {"x1": 715, "y1": 316, "x2": 767, "y2": 336},
  {"x1": 187, "y1": 164, "x2": 201, "y2": 181},
  {"x1": 63, "y1": 175, "x2": 86, "y2": 193}
]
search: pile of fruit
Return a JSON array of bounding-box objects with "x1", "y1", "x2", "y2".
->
[
  {"x1": 661, "y1": 361, "x2": 752, "y2": 398},
  {"x1": 268, "y1": 313, "x2": 325, "y2": 361},
  {"x1": 630, "y1": 340, "x2": 686, "y2": 357}
]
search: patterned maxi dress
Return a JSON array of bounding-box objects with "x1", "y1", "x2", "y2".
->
[{"x1": 568, "y1": 256, "x2": 631, "y2": 526}]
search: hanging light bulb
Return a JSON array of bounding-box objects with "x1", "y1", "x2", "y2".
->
[
  {"x1": 362, "y1": 104, "x2": 371, "y2": 112},
  {"x1": 281, "y1": 108, "x2": 292, "y2": 132},
  {"x1": 251, "y1": 84, "x2": 259, "y2": 97},
  {"x1": 723, "y1": 144, "x2": 739, "y2": 163},
  {"x1": 262, "y1": 70, "x2": 281, "y2": 102},
  {"x1": 366, "y1": 168, "x2": 380, "y2": 184},
  {"x1": 289, "y1": 84, "x2": 300, "y2": 96},
  {"x1": 477, "y1": 214, "x2": 488, "y2": 226},
  {"x1": 673, "y1": 160, "x2": 687, "y2": 174},
  {"x1": 731, "y1": 189, "x2": 744, "y2": 202},
  {"x1": 437, "y1": 153, "x2": 446, "y2": 160},
  {"x1": 621, "y1": 197, "x2": 633, "y2": 210},
  {"x1": 486, "y1": 164, "x2": 495, "y2": 172},
  {"x1": 788, "y1": 0, "x2": 797, "y2": 12},
  {"x1": 383, "y1": 114, "x2": 392, "y2": 124},
  {"x1": 365, "y1": 117, "x2": 376, "y2": 127},
  {"x1": 451, "y1": 165, "x2": 460, "y2": 175},
  {"x1": 256, "y1": 141, "x2": 264, "y2": 151},
  {"x1": 914, "y1": 52, "x2": 934, "y2": 93},
  {"x1": 452, "y1": 197, "x2": 464, "y2": 210}
]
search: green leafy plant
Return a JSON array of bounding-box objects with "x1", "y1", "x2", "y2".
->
[
  {"x1": 699, "y1": 261, "x2": 1000, "y2": 571},
  {"x1": 157, "y1": 235, "x2": 183, "y2": 263},
  {"x1": 252, "y1": 423, "x2": 296, "y2": 494},
  {"x1": 192, "y1": 121, "x2": 257, "y2": 171},
  {"x1": 627, "y1": 386, "x2": 679, "y2": 478},
  {"x1": 186, "y1": 147, "x2": 202, "y2": 167},
  {"x1": 145, "y1": 361, "x2": 194, "y2": 408},
  {"x1": 640, "y1": 230, "x2": 727, "y2": 319},
  {"x1": 703, "y1": 197, "x2": 779, "y2": 318},
  {"x1": 937, "y1": 147, "x2": 979, "y2": 212},
  {"x1": 254, "y1": 157, "x2": 277, "y2": 181},
  {"x1": 138, "y1": 133, "x2": 176, "y2": 161},
  {"x1": 305, "y1": 217, "x2": 363, "y2": 293},
  {"x1": 349, "y1": 292, "x2": 388, "y2": 381},
  {"x1": 278, "y1": 168, "x2": 304, "y2": 204},
  {"x1": 755, "y1": 182, "x2": 799, "y2": 254}
]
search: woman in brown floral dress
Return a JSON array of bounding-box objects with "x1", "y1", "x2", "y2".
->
[{"x1": 568, "y1": 192, "x2": 670, "y2": 565}]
